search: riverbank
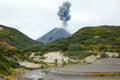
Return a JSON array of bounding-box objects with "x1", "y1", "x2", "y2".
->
[
  {"x1": 1, "y1": 58, "x2": 119, "y2": 80},
  {"x1": 44, "y1": 78, "x2": 120, "y2": 80},
  {"x1": 16, "y1": 58, "x2": 120, "y2": 80},
  {"x1": 44, "y1": 58, "x2": 120, "y2": 80},
  {"x1": 0, "y1": 68, "x2": 30, "y2": 80},
  {"x1": 50, "y1": 58, "x2": 120, "y2": 75}
]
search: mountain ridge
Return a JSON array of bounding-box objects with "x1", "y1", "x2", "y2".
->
[{"x1": 37, "y1": 28, "x2": 71, "y2": 43}]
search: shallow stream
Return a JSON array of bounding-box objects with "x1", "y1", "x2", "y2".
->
[{"x1": 17, "y1": 69, "x2": 120, "y2": 80}]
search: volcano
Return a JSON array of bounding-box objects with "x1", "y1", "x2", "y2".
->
[{"x1": 37, "y1": 28, "x2": 71, "y2": 43}]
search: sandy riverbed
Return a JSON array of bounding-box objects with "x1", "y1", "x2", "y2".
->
[
  {"x1": 52, "y1": 58, "x2": 120, "y2": 73},
  {"x1": 17, "y1": 58, "x2": 120, "y2": 80}
]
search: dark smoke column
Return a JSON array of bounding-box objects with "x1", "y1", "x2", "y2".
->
[{"x1": 57, "y1": 1, "x2": 71, "y2": 27}]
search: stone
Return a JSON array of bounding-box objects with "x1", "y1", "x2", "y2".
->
[
  {"x1": 85, "y1": 55, "x2": 96, "y2": 63},
  {"x1": 106, "y1": 52, "x2": 119, "y2": 58},
  {"x1": 43, "y1": 51, "x2": 69, "y2": 63}
]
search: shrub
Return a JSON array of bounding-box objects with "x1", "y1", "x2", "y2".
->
[
  {"x1": 101, "y1": 53, "x2": 106, "y2": 58},
  {"x1": 64, "y1": 51, "x2": 96, "y2": 59}
]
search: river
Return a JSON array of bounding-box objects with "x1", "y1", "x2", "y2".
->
[{"x1": 17, "y1": 69, "x2": 120, "y2": 80}]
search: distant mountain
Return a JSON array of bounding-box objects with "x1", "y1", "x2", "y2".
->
[
  {"x1": 37, "y1": 28, "x2": 71, "y2": 43},
  {"x1": 0, "y1": 25, "x2": 41, "y2": 48}
]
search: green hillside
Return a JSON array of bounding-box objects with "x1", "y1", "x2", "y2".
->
[
  {"x1": 1, "y1": 25, "x2": 119, "y2": 74},
  {"x1": 40, "y1": 25, "x2": 120, "y2": 58},
  {"x1": 67, "y1": 25, "x2": 120, "y2": 51},
  {"x1": 0, "y1": 25, "x2": 42, "y2": 75},
  {"x1": 0, "y1": 25, "x2": 40, "y2": 49},
  {"x1": 0, "y1": 42, "x2": 23, "y2": 75}
]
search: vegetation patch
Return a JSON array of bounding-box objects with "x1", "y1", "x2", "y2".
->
[
  {"x1": 64, "y1": 51, "x2": 96, "y2": 59},
  {"x1": 79, "y1": 72, "x2": 120, "y2": 76}
]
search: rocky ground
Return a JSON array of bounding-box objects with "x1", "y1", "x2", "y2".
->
[
  {"x1": 44, "y1": 78, "x2": 120, "y2": 80},
  {"x1": 0, "y1": 78, "x2": 4, "y2": 80},
  {"x1": 16, "y1": 77, "x2": 33, "y2": 80},
  {"x1": 45, "y1": 58, "x2": 120, "y2": 80},
  {"x1": 52, "y1": 58, "x2": 120, "y2": 74},
  {"x1": 18, "y1": 61, "x2": 41, "y2": 69}
]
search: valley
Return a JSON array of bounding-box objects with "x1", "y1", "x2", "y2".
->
[{"x1": 0, "y1": 25, "x2": 120, "y2": 80}]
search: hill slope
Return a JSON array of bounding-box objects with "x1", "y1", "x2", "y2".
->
[
  {"x1": 37, "y1": 28, "x2": 71, "y2": 43},
  {"x1": 41, "y1": 26, "x2": 120, "y2": 58},
  {"x1": 69, "y1": 25, "x2": 120, "y2": 51},
  {"x1": 0, "y1": 25, "x2": 40, "y2": 49},
  {"x1": 0, "y1": 42, "x2": 21, "y2": 74},
  {"x1": 0, "y1": 24, "x2": 42, "y2": 75}
]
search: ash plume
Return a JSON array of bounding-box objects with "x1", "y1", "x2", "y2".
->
[{"x1": 57, "y1": 1, "x2": 71, "y2": 27}]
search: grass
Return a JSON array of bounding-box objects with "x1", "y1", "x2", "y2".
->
[
  {"x1": 0, "y1": 68, "x2": 29, "y2": 80},
  {"x1": 95, "y1": 78, "x2": 120, "y2": 80},
  {"x1": 78, "y1": 72, "x2": 120, "y2": 76},
  {"x1": 0, "y1": 74, "x2": 15, "y2": 80}
]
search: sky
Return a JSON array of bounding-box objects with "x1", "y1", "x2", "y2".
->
[{"x1": 0, "y1": 0, "x2": 120, "y2": 40}]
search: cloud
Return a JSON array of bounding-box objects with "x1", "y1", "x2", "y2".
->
[{"x1": 0, "y1": 0, "x2": 120, "y2": 39}]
